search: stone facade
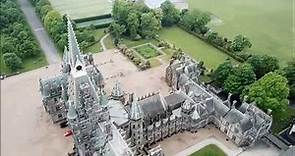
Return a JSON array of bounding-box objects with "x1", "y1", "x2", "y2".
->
[{"x1": 40, "y1": 18, "x2": 273, "y2": 156}]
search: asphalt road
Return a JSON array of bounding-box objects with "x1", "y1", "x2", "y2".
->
[{"x1": 18, "y1": 0, "x2": 60, "y2": 64}]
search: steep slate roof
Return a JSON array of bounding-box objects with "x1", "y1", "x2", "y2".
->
[
  {"x1": 138, "y1": 93, "x2": 167, "y2": 119},
  {"x1": 224, "y1": 108, "x2": 244, "y2": 124},
  {"x1": 239, "y1": 115, "x2": 253, "y2": 132},
  {"x1": 165, "y1": 92, "x2": 186, "y2": 110}
]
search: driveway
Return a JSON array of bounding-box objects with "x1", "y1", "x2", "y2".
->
[{"x1": 18, "y1": 0, "x2": 60, "y2": 64}]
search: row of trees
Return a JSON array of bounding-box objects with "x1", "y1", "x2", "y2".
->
[
  {"x1": 110, "y1": 0, "x2": 161, "y2": 44},
  {"x1": 160, "y1": 1, "x2": 252, "y2": 56},
  {"x1": 30, "y1": 0, "x2": 95, "y2": 51},
  {"x1": 110, "y1": 0, "x2": 252, "y2": 56},
  {"x1": 212, "y1": 55, "x2": 294, "y2": 118},
  {"x1": 1, "y1": 0, "x2": 42, "y2": 71}
]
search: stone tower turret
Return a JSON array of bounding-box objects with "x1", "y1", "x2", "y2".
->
[
  {"x1": 129, "y1": 93, "x2": 145, "y2": 153},
  {"x1": 181, "y1": 99, "x2": 194, "y2": 131},
  {"x1": 111, "y1": 80, "x2": 125, "y2": 103}
]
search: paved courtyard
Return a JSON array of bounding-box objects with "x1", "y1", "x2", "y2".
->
[
  {"x1": 1, "y1": 50, "x2": 170, "y2": 156},
  {"x1": 159, "y1": 125, "x2": 241, "y2": 156},
  {"x1": 1, "y1": 50, "x2": 280, "y2": 156}
]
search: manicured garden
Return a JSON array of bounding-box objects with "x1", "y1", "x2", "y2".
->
[
  {"x1": 187, "y1": 0, "x2": 293, "y2": 65},
  {"x1": 133, "y1": 44, "x2": 161, "y2": 59},
  {"x1": 190, "y1": 144, "x2": 227, "y2": 156}
]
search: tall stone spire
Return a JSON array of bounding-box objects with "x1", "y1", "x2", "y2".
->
[
  {"x1": 67, "y1": 16, "x2": 82, "y2": 67},
  {"x1": 130, "y1": 93, "x2": 143, "y2": 121}
]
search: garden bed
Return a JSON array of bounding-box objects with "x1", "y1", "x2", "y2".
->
[{"x1": 133, "y1": 43, "x2": 162, "y2": 59}]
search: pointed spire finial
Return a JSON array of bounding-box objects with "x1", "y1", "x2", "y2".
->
[
  {"x1": 67, "y1": 16, "x2": 82, "y2": 67},
  {"x1": 130, "y1": 93, "x2": 143, "y2": 120}
]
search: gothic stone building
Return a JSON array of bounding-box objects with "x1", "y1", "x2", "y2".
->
[{"x1": 40, "y1": 18, "x2": 272, "y2": 156}]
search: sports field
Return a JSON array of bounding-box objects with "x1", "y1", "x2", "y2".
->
[
  {"x1": 187, "y1": 0, "x2": 294, "y2": 65},
  {"x1": 159, "y1": 27, "x2": 237, "y2": 69},
  {"x1": 49, "y1": 0, "x2": 113, "y2": 19}
]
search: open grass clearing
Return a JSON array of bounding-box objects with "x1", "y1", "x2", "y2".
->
[
  {"x1": 159, "y1": 26, "x2": 237, "y2": 69},
  {"x1": 49, "y1": 0, "x2": 112, "y2": 20},
  {"x1": 83, "y1": 28, "x2": 107, "y2": 53},
  {"x1": 187, "y1": 0, "x2": 294, "y2": 65},
  {"x1": 190, "y1": 144, "x2": 227, "y2": 156},
  {"x1": 85, "y1": 42, "x2": 102, "y2": 53}
]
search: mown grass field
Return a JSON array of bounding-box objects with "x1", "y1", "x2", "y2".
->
[
  {"x1": 187, "y1": 0, "x2": 294, "y2": 65},
  {"x1": 190, "y1": 144, "x2": 227, "y2": 156},
  {"x1": 159, "y1": 26, "x2": 237, "y2": 69},
  {"x1": 49, "y1": 0, "x2": 112, "y2": 20}
]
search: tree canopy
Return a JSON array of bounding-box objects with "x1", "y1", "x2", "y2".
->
[
  {"x1": 247, "y1": 55, "x2": 279, "y2": 78},
  {"x1": 160, "y1": 0, "x2": 180, "y2": 27},
  {"x1": 179, "y1": 9, "x2": 210, "y2": 34},
  {"x1": 230, "y1": 34, "x2": 252, "y2": 52},
  {"x1": 224, "y1": 63, "x2": 256, "y2": 94},
  {"x1": 283, "y1": 59, "x2": 295, "y2": 100},
  {"x1": 242, "y1": 72, "x2": 289, "y2": 113},
  {"x1": 111, "y1": 0, "x2": 161, "y2": 40},
  {"x1": 140, "y1": 12, "x2": 161, "y2": 38},
  {"x1": 0, "y1": 0, "x2": 42, "y2": 71},
  {"x1": 3, "y1": 53, "x2": 22, "y2": 71},
  {"x1": 212, "y1": 60, "x2": 233, "y2": 86}
]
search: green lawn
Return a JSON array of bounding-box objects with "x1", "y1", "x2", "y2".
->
[
  {"x1": 1, "y1": 53, "x2": 47, "y2": 75},
  {"x1": 84, "y1": 28, "x2": 107, "y2": 53},
  {"x1": 159, "y1": 27, "x2": 237, "y2": 69},
  {"x1": 190, "y1": 144, "x2": 227, "y2": 156},
  {"x1": 187, "y1": 0, "x2": 294, "y2": 65},
  {"x1": 134, "y1": 44, "x2": 160, "y2": 59},
  {"x1": 49, "y1": 0, "x2": 112, "y2": 20},
  {"x1": 85, "y1": 42, "x2": 102, "y2": 53}
]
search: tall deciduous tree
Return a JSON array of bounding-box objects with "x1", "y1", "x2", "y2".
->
[
  {"x1": 212, "y1": 60, "x2": 233, "y2": 86},
  {"x1": 160, "y1": 0, "x2": 180, "y2": 26},
  {"x1": 283, "y1": 59, "x2": 295, "y2": 100},
  {"x1": 224, "y1": 63, "x2": 256, "y2": 94},
  {"x1": 3, "y1": 53, "x2": 22, "y2": 71},
  {"x1": 242, "y1": 72, "x2": 289, "y2": 113},
  {"x1": 127, "y1": 12, "x2": 140, "y2": 39},
  {"x1": 140, "y1": 12, "x2": 160, "y2": 38},
  {"x1": 230, "y1": 34, "x2": 252, "y2": 52},
  {"x1": 247, "y1": 55, "x2": 279, "y2": 78}
]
